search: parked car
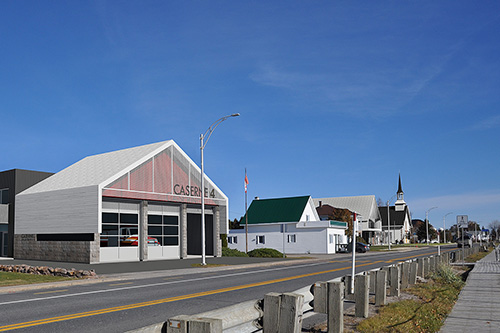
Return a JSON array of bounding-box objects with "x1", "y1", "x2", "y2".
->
[
  {"x1": 347, "y1": 242, "x2": 370, "y2": 253},
  {"x1": 457, "y1": 235, "x2": 472, "y2": 248}
]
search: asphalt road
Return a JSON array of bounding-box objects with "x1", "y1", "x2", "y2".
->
[{"x1": 0, "y1": 246, "x2": 455, "y2": 332}]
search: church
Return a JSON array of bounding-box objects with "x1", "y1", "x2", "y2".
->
[{"x1": 379, "y1": 175, "x2": 412, "y2": 244}]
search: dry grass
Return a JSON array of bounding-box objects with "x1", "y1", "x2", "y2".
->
[{"x1": 0, "y1": 271, "x2": 72, "y2": 287}]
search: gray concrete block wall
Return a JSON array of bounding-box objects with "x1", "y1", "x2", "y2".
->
[{"x1": 14, "y1": 233, "x2": 99, "y2": 264}]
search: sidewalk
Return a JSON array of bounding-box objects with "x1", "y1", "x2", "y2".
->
[{"x1": 440, "y1": 249, "x2": 500, "y2": 333}]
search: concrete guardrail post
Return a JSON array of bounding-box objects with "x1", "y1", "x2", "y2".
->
[
  {"x1": 429, "y1": 256, "x2": 435, "y2": 273},
  {"x1": 343, "y1": 275, "x2": 354, "y2": 301},
  {"x1": 369, "y1": 270, "x2": 377, "y2": 294},
  {"x1": 167, "y1": 315, "x2": 191, "y2": 333},
  {"x1": 375, "y1": 269, "x2": 387, "y2": 306},
  {"x1": 401, "y1": 262, "x2": 410, "y2": 289},
  {"x1": 417, "y1": 258, "x2": 424, "y2": 278},
  {"x1": 425, "y1": 257, "x2": 431, "y2": 277},
  {"x1": 355, "y1": 274, "x2": 369, "y2": 318},
  {"x1": 409, "y1": 261, "x2": 417, "y2": 286},
  {"x1": 327, "y1": 281, "x2": 344, "y2": 333},
  {"x1": 381, "y1": 266, "x2": 390, "y2": 285},
  {"x1": 263, "y1": 292, "x2": 304, "y2": 333},
  {"x1": 313, "y1": 282, "x2": 327, "y2": 314},
  {"x1": 389, "y1": 265, "x2": 400, "y2": 297}
]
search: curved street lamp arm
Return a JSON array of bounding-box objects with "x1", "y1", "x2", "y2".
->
[
  {"x1": 201, "y1": 113, "x2": 240, "y2": 149},
  {"x1": 426, "y1": 206, "x2": 438, "y2": 214}
]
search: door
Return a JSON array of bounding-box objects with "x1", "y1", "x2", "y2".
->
[
  {"x1": 187, "y1": 213, "x2": 214, "y2": 255},
  {"x1": 0, "y1": 232, "x2": 7, "y2": 257}
]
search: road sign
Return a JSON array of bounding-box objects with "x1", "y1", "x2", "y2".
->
[{"x1": 457, "y1": 215, "x2": 468, "y2": 228}]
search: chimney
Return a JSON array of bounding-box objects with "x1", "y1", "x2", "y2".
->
[{"x1": 319, "y1": 200, "x2": 322, "y2": 207}]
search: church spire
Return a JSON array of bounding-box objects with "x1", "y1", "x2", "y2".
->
[
  {"x1": 397, "y1": 173, "x2": 403, "y2": 197},
  {"x1": 395, "y1": 173, "x2": 406, "y2": 210}
]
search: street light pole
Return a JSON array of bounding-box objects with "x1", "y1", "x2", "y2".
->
[
  {"x1": 443, "y1": 212, "x2": 453, "y2": 244},
  {"x1": 425, "y1": 206, "x2": 438, "y2": 245},
  {"x1": 386, "y1": 195, "x2": 397, "y2": 250},
  {"x1": 200, "y1": 113, "x2": 240, "y2": 265}
]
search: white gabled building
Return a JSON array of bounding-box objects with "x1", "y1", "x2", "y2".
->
[
  {"x1": 15, "y1": 140, "x2": 228, "y2": 263},
  {"x1": 379, "y1": 175, "x2": 412, "y2": 244},
  {"x1": 313, "y1": 195, "x2": 383, "y2": 245},
  {"x1": 228, "y1": 196, "x2": 348, "y2": 254}
]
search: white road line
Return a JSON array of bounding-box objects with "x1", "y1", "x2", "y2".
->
[{"x1": 0, "y1": 261, "x2": 333, "y2": 306}]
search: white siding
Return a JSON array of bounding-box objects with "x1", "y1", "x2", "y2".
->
[
  {"x1": 15, "y1": 185, "x2": 99, "y2": 234},
  {"x1": 229, "y1": 223, "x2": 345, "y2": 254},
  {"x1": 300, "y1": 198, "x2": 320, "y2": 222}
]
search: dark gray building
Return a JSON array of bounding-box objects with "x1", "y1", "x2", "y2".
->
[{"x1": 0, "y1": 169, "x2": 53, "y2": 257}]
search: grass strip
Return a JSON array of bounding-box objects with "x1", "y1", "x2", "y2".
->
[
  {"x1": 0, "y1": 271, "x2": 73, "y2": 287},
  {"x1": 357, "y1": 265, "x2": 464, "y2": 333},
  {"x1": 356, "y1": 248, "x2": 493, "y2": 332}
]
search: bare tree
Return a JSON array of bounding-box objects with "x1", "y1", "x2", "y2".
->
[{"x1": 489, "y1": 220, "x2": 500, "y2": 240}]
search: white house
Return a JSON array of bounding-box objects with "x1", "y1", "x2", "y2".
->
[
  {"x1": 313, "y1": 195, "x2": 382, "y2": 245},
  {"x1": 228, "y1": 196, "x2": 348, "y2": 254}
]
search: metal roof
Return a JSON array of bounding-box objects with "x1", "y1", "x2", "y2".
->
[
  {"x1": 21, "y1": 141, "x2": 171, "y2": 194},
  {"x1": 313, "y1": 195, "x2": 381, "y2": 222},
  {"x1": 243, "y1": 196, "x2": 311, "y2": 224}
]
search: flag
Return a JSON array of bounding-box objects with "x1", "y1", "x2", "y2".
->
[{"x1": 244, "y1": 172, "x2": 249, "y2": 193}]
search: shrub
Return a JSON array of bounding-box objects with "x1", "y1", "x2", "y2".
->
[
  {"x1": 432, "y1": 264, "x2": 465, "y2": 287},
  {"x1": 248, "y1": 248, "x2": 285, "y2": 258},
  {"x1": 222, "y1": 247, "x2": 248, "y2": 257},
  {"x1": 220, "y1": 234, "x2": 228, "y2": 248},
  {"x1": 356, "y1": 236, "x2": 369, "y2": 244}
]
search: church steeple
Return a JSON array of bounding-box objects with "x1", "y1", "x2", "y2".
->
[
  {"x1": 395, "y1": 173, "x2": 406, "y2": 211},
  {"x1": 397, "y1": 173, "x2": 404, "y2": 201}
]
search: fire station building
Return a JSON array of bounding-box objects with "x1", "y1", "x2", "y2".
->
[{"x1": 14, "y1": 140, "x2": 228, "y2": 263}]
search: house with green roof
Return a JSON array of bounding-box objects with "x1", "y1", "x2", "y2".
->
[{"x1": 228, "y1": 196, "x2": 348, "y2": 254}]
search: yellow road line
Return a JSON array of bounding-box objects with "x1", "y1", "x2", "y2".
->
[
  {"x1": 0, "y1": 250, "x2": 451, "y2": 331},
  {"x1": 33, "y1": 290, "x2": 68, "y2": 295}
]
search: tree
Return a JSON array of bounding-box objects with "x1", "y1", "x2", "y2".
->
[
  {"x1": 377, "y1": 197, "x2": 384, "y2": 207},
  {"x1": 229, "y1": 218, "x2": 243, "y2": 229},
  {"x1": 326, "y1": 207, "x2": 354, "y2": 238},
  {"x1": 489, "y1": 220, "x2": 500, "y2": 240},
  {"x1": 416, "y1": 221, "x2": 437, "y2": 241}
]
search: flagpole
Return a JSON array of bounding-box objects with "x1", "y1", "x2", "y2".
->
[{"x1": 245, "y1": 168, "x2": 248, "y2": 253}]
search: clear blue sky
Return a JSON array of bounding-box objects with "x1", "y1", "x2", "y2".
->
[{"x1": 1, "y1": 1, "x2": 499, "y2": 230}]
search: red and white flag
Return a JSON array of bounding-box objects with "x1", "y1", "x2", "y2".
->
[{"x1": 244, "y1": 172, "x2": 249, "y2": 193}]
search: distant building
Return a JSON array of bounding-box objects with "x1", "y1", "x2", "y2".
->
[
  {"x1": 228, "y1": 196, "x2": 348, "y2": 254},
  {"x1": 313, "y1": 195, "x2": 382, "y2": 245},
  {"x1": 0, "y1": 169, "x2": 53, "y2": 257},
  {"x1": 379, "y1": 175, "x2": 412, "y2": 244}
]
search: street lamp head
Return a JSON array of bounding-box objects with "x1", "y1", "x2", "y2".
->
[{"x1": 231, "y1": 113, "x2": 240, "y2": 117}]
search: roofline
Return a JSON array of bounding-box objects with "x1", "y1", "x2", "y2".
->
[{"x1": 99, "y1": 140, "x2": 228, "y2": 202}]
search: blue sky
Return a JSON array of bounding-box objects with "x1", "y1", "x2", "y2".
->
[{"x1": 1, "y1": 1, "x2": 499, "y2": 230}]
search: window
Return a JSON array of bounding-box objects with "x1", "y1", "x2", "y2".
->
[
  {"x1": 306, "y1": 215, "x2": 310, "y2": 222},
  {"x1": 257, "y1": 235, "x2": 265, "y2": 244},
  {"x1": 228, "y1": 236, "x2": 238, "y2": 244},
  {"x1": 0, "y1": 189, "x2": 9, "y2": 204},
  {"x1": 100, "y1": 212, "x2": 139, "y2": 247},
  {"x1": 287, "y1": 234, "x2": 297, "y2": 243},
  {"x1": 329, "y1": 234, "x2": 334, "y2": 244},
  {"x1": 148, "y1": 214, "x2": 179, "y2": 246}
]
